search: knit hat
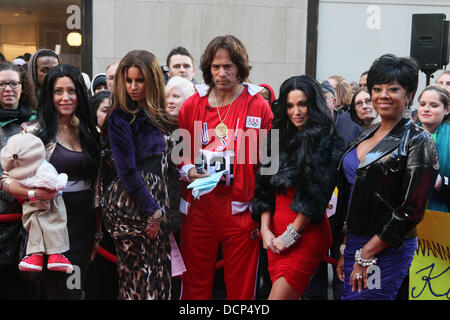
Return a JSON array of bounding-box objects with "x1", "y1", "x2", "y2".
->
[
  {"x1": 90, "y1": 73, "x2": 106, "y2": 95},
  {"x1": 0, "y1": 133, "x2": 46, "y2": 180},
  {"x1": 13, "y1": 58, "x2": 26, "y2": 66}
]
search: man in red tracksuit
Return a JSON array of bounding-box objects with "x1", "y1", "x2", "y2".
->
[{"x1": 177, "y1": 35, "x2": 273, "y2": 300}]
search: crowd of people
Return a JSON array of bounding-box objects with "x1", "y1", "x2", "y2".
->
[{"x1": 0, "y1": 34, "x2": 448, "y2": 301}]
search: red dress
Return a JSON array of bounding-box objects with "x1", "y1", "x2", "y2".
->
[{"x1": 267, "y1": 187, "x2": 332, "y2": 294}]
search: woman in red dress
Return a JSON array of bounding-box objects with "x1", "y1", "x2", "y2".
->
[{"x1": 252, "y1": 75, "x2": 345, "y2": 299}]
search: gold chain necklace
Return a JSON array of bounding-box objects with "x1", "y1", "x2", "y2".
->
[{"x1": 212, "y1": 85, "x2": 241, "y2": 138}]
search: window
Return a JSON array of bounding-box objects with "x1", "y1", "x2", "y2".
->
[{"x1": 0, "y1": 0, "x2": 91, "y2": 74}]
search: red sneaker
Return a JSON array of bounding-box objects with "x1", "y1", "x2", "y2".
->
[
  {"x1": 18, "y1": 254, "x2": 43, "y2": 272},
  {"x1": 47, "y1": 254, "x2": 73, "y2": 273}
]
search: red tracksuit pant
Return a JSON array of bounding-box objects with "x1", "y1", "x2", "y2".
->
[{"x1": 180, "y1": 185, "x2": 260, "y2": 300}]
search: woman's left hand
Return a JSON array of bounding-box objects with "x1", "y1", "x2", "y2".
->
[
  {"x1": 272, "y1": 236, "x2": 288, "y2": 254},
  {"x1": 350, "y1": 263, "x2": 369, "y2": 293},
  {"x1": 336, "y1": 254, "x2": 345, "y2": 282}
]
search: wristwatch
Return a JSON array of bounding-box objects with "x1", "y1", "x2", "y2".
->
[{"x1": 340, "y1": 244, "x2": 346, "y2": 255}]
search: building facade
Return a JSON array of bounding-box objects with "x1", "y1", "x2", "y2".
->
[
  {"x1": 317, "y1": 0, "x2": 450, "y2": 100},
  {"x1": 1, "y1": 0, "x2": 450, "y2": 97}
]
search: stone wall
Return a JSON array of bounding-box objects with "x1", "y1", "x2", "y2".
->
[{"x1": 93, "y1": 0, "x2": 309, "y2": 94}]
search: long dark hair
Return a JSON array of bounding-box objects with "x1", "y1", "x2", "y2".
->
[
  {"x1": 269, "y1": 75, "x2": 334, "y2": 183},
  {"x1": 37, "y1": 64, "x2": 100, "y2": 185},
  {"x1": 89, "y1": 90, "x2": 110, "y2": 127},
  {"x1": 273, "y1": 75, "x2": 333, "y2": 142}
]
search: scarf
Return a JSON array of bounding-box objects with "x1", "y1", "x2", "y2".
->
[
  {"x1": 429, "y1": 121, "x2": 450, "y2": 212},
  {"x1": 0, "y1": 103, "x2": 35, "y2": 127}
]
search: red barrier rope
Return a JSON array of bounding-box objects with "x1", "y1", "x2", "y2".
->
[
  {"x1": 0, "y1": 213, "x2": 22, "y2": 223},
  {"x1": 95, "y1": 245, "x2": 228, "y2": 269},
  {"x1": 97, "y1": 245, "x2": 117, "y2": 264},
  {"x1": 322, "y1": 255, "x2": 338, "y2": 267},
  {"x1": 95, "y1": 251, "x2": 337, "y2": 268},
  {"x1": 1, "y1": 213, "x2": 339, "y2": 268}
]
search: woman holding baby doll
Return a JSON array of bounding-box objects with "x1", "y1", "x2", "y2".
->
[{"x1": 13, "y1": 64, "x2": 101, "y2": 299}]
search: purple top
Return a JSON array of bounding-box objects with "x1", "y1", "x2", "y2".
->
[
  {"x1": 50, "y1": 143, "x2": 87, "y2": 181},
  {"x1": 107, "y1": 107, "x2": 165, "y2": 217},
  {"x1": 342, "y1": 147, "x2": 359, "y2": 207}
]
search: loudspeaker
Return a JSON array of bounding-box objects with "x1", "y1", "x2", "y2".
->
[{"x1": 410, "y1": 14, "x2": 450, "y2": 71}]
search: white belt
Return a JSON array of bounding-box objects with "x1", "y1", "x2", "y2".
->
[
  {"x1": 63, "y1": 180, "x2": 90, "y2": 193},
  {"x1": 179, "y1": 199, "x2": 250, "y2": 216}
]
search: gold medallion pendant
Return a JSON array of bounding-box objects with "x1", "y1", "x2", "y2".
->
[
  {"x1": 211, "y1": 85, "x2": 242, "y2": 139},
  {"x1": 215, "y1": 122, "x2": 228, "y2": 138}
]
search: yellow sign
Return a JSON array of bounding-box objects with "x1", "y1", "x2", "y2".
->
[{"x1": 409, "y1": 210, "x2": 450, "y2": 300}]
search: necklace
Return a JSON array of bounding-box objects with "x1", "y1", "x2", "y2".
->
[{"x1": 212, "y1": 85, "x2": 241, "y2": 138}]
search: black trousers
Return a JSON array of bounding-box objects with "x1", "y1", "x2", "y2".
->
[{"x1": 41, "y1": 191, "x2": 93, "y2": 300}]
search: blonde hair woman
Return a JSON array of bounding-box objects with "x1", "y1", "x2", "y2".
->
[
  {"x1": 436, "y1": 69, "x2": 450, "y2": 92},
  {"x1": 328, "y1": 75, "x2": 353, "y2": 110},
  {"x1": 165, "y1": 75, "x2": 195, "y2": 119}
]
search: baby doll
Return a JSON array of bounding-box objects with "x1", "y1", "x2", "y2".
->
[{"x1": 0, "y1": 133, "x2": 72, "y2": 273}]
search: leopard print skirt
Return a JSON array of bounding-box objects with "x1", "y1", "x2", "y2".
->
[{"x1": 103, "y1": 154, "x2": 172, "y2": 300}]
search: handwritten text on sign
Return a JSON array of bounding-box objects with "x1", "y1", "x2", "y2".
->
[{"x1": 409, "y1": 210, "x2": 450, "y2": 300}]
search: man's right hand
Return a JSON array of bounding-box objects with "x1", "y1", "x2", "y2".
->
[{"x1": 187, "y1": 167, "x2": 210, "y2": 182}]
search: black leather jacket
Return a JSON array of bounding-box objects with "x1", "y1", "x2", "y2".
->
[{"x1": 334, "y1": 118, "x2": 439, "y2": 249}]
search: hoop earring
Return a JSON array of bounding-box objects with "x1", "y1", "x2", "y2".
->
[{"x1": 71, "y1": 115, "x2": 80, "y2": 127}]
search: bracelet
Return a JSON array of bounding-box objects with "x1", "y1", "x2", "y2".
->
[
  {"x1": 340, "y1": 244, "x2": 346, "y2": 255},
  {"x1": 280, "y1": 223, "x2": 301, "y2": 248},
  {"x1": 94, "y1": 232, "x2": 103, "y2": 241},
  {"x1": 146, "y1": 217, "x2": 161, "y2": 226},
  {"x1": 28, "y1": 190, "x2": 36, "y2": 202},
  {"x1": 146, "y1": 210, "x2": 162, "y2": 226},
  {"x1": 354, "y1": 248, "x2": 377, "y2": 267}
]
